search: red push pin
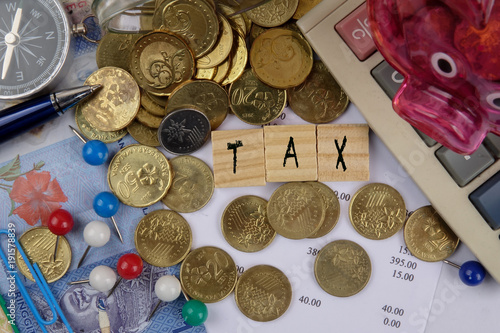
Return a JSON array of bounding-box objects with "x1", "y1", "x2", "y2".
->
[
  {"x1": 107, "y1": 253, "x2": 143, "y2": 297},
  {"x1": 47, "y1": 209, "x2": 74, "y2": 261}
]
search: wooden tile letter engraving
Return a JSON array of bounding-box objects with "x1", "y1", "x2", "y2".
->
[
  {"x1": 212, "y1": 129, "x2": 266, "y2": 188},
  {"x1": 317, "y1": 124, "x2": 369, "y2": 182},
  {"x1": 264, "y1": 125, "x2": 318, "y2": 182}
]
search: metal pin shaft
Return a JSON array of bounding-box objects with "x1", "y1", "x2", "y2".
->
[
  {"x1": 78, "y1": 245, "x2": 91, "y2": 268},
  {"x1": 53, "y1": 236, "x2": 60, "y2": 261},
  {"x1": 107, "y1": 277, "x2": 122, "y2": 297},
  {"x1": 69, "y1": 125, "x2": 87, "y2": 143},
  {"x1": 68, "y1": 279, "x2": 90, "y2": 285},
  {"x1": 110, "y1": 216, "x2": 124, "y2": 243},
  {"x1": 443, "y1": 260, "x2": 461, "y2": 269},
  {"x1": 147, "y1": 300, "x2": 162, "y2": 321}
]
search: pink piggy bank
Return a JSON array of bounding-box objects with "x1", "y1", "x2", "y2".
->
[{"x1": 367, "y1": 0, "x2": 500, "y2": 155}]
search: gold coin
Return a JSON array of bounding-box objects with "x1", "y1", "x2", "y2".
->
[
  {"x1": 314, "y1": 240, "x2": 371, "y2": 297},
  {"x1": 267, "y1": 182, "x2": 325, "y2": 239},
  {"x1": 221, "y1": 34, "x2": 248, "y2": 86},
  {"x1": 229, "y1": 68, "x2": 286, "y2": 125},
  {"x1": 141, "y1": 90, "x2": 167, "y2": 117},
  {"x1": 130, "y1": 31, "x2": 195, "y2": 96},
  {"x1": 249, "y1": 23, "x2": 267, "y2": 46},
  {"x1": 217, "y1": 4, "x2": 247, "y2": 37},
  {"x1": 404, "y1": 206, "x2": 460, "y2": 262},
  {"x1": 349, "y1": 183, "x2": 406, "y2": 240},
  {"x1": 250, "y1": 28, "x2": 313, "y2": 89},
  {"x1": 108, "y1": 144, "x2": 173, "y2": 207},
  {"x1": 293, "y1": 0, "x2": 322, "y2": 19},
  {"x1": 127, "y1": 120, "x2": 160, "y2": 146},
  {"x1": 96, "y1": 32, "x2": 143, "y2": 71},
  {"x1": 15, "y1": 227, "x2": 71, "y2": 283},
  {"x1": 166, "y1": 80, "x2": 228, "y2": 130},
  {"x1": 288, "y1": 60, "x2": 349, "y2": 124},
  {"x1": 235, "y1": 265, "x2": 292, "y2": 321},
  {"x1": 221, "y1": 195, "x2": 276, "y2": 252},
  {"x1": 196, "y1": 14, "x2": 233, "y2": 69},
  {"x1": 75, "y1": 104, "x2": 127, "y2": 143},
  {"x1": 307, "y1": 182, "x2": 340, "y2": 239},
  {"x1": 246, "y1": 0, "x2": 298, "y2": 27},
  {"x1": 81, "y1": 67, "x2": 141, "y2": 131},
  {"x1": 162, "y1": 155, "x2": 214, "y2": 213},
  {"x1": 135, "y1": 209, "x2": 192, "y2": 267},
  {"x1": 153, "y1": 0, "x2": 219, "y2": 58},
  {"x1": 136, "y1": 107, "x2": 164, "y2": 129},
  {"x1": 180, "y1": 246, "x2": 237, "y2": 303},
  {"x1": 212, "y1": 55, "x2": 231, "y2": 84},
  {"x1": 195, "y1": 67, "x2": 217, "y2": 80}
]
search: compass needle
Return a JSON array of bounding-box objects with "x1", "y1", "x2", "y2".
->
[{"x1": 1, "y1": 4, "x2": 22, "y2": 79}]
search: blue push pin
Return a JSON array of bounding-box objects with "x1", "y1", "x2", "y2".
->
[
  {"x1": 93, "y1": 191, "x2": 123, "y2": 243},
  {"x1": 69, "y1": 125, "x2": 109, "y2": 165},
  {"x1": 443, "y1": 260, "x2": 486, "y2": 286}
]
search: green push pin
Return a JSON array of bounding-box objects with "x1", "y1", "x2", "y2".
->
[{"x1": 181, "y1": 289, "x2": 208, "y2": 326}]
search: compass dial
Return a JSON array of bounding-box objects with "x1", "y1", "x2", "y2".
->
[{"x1": 0, "y1": 0, "x2": 71, "y2": 100}]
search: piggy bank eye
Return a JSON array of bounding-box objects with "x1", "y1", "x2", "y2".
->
[
  {"x1": 431, "y1": 52, "x2": 458, "y2": 78},
  {"x1": 486, "y1": 92, "x2": 500, "y2": 110}
]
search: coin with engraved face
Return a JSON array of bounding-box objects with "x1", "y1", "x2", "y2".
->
[
  {"x1": 162, "y1": 155, "x2": 214, "y2": 213},
  {"x1": 404, "y1": 205, "x2": 459, "y2": 262},
  {"x1": 96, "y1": 32, "x2": 143, "y2": 71},
  {"x1": 349, "y1": 183, "x2": 406, "y2": 240},
  {"x1": 250, "y1": 28, "x2": 313, "y2": 89},
  {"x1": 140, "y1": 90, "x2": 167, "y2": 117},
  {"x1": 135, "y1": 209, "x2": 192, "y2": 267},
  {"x1": 76, "y1": 104, "x2": 127, "y2": 143},
  {"x1": 136, "y1": 107, "x2": 163, "y2": 129},
  {"x1": 246, "y1": 0, "x2": 298, "y2": 27},
  {"x1": 221, "y1": 34, "x2": 248, "y2": 86},
  {"x1": 16, "y1": 227, "x2": 71, "y2": 283},
  {"x1": 130, "y1": 31, "x2": 195, "y2": 96},
  {"x1": 81, "y1": 67, "x2": 141, "y2": 131},
  {"x1": 235, "y1": 265, "x2": 292, "y2": 321},
  {"x1": 153, "y1": 0, "x2": 219, "y2": 58},
  {"x1": 127, "y1": 120, "x2": 160, "y2": 147},
  {"x1": 315, "y1": 240, "x2": 371, "y2": 297},
  {"x1": 180, "y1": 246, "x2": 237, "y2": 303},
  {"x1": 221, "y1": 195, "x2": 276, "y2": 252},
  {"x1": 307, "y1": 182, "x2": 341, "y2": 239},
  {"x1": 288, "y1": 60, "x2": 349, "y2": 124},
  {"x1": 158, "y1": 108, "x2": 211, "y2": 154},
  {"x1": 197, "y1": 13, "x2": 233, "y2": 69},
  {"x1": 267, "y1": 182, "x2": 325, "y2": 239},
  {"x1": 107, "y1": 144, "x2": 173, "y2": 207}
]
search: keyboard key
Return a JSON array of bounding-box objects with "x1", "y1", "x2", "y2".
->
[
  {"x1": 335, "y1": 3, "x2": 377, "y2": 61},
  {"x1": 435, "y1": 144, "x2": 494, "y2": 187},
  {"x1": 483, "y1": 133, "x2": 500, "y2": 158},
  {"x1": 371, "y1": 61, "x2": 404, "y2": 99},
  {"x1": 470, "y1": 171, "x2": 500, "y2": 230}
]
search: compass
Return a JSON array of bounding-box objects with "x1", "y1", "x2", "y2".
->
[{"x1": 0, "y1": 0, "x2": 72, "y2": 100}]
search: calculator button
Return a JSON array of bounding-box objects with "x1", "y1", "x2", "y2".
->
[
  {"x1": 371, "y1": 61, "x2": 404, "y2": 99},
  {"x1": 470, "y1": 171, "x2": 500, "y2": 230},
  {"x1": 483, "y1": 133, "x2": 500, "y2": 158},
  {"x1": 435, "y1": 144, "x2": 494, "y2": 187},
  {"x1": 335, "y1": 3, "x2": 377, "y2": 61}
]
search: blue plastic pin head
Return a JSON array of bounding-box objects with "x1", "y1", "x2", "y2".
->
[
  {"x1": 458, "y1": 260, "x2": 486, "y2": 286},
  {"x1": 93, "y1": 191, "x2": 120, "y2": 218},
  {"x1": 82, "y1": 140, "x2": 109, "y2": 166}
]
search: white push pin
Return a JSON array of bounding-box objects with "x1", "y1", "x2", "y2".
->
[
  {"x1": 68, "y1": 265, "x2": 117, "y2": 293},
  {"x1": 78, "y1": 221, "x2": 111, "y2": 268},
  {"x1": 148, "y1": 275, "x2": 182, "y2": 321}
]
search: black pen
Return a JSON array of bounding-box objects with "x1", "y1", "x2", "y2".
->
[{"x1": 0, "y1": 85, "x2": 101, "y2": 144}]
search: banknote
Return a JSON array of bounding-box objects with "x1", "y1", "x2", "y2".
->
[{"x1": 0, "y1": 135, "x2": 206, "y2": 332}]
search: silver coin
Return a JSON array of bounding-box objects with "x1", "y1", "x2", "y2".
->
[{"x1": 158, "y1": 108, "x2": 211, "y2": 154}]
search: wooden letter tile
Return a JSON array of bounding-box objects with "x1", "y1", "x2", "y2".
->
[
  {"x1": 264, "y1": 124, "x2": 318, "y2": 182},
  {"x1": 317, "y1": 124, "x2": 369, "y2": 182},
  {"x1": 212, "y1": 129, "x2": 266, "y2": 188}
]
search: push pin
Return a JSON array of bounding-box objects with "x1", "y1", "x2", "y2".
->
[
  {"x1": 93, "y1": 191, "x2": 123, "y2": 243},
  {"x1": 148, "y1": 275, "x2": 182, "y2": 321},
  {"x1": 47, "y1": 209, "x2": 74, "y2": 261},
  {"x1": 107, "y1": 253, "x2": 143, "y2": 297},
  {"x1": 68, "y1": 265, "x2": 117, "y2": 293},
  {"x1": 69, "y1": 125, "x2": 109, "y2": 166},
  {"x1": 181, "y1": 289, "x2": 208, "y2": 326},
  {"x1": 443, "y1": 259, "x2": 486, "y2": 286},
  {"x1": 78, "y1": 221, "x2": 111, "y2": 268}
]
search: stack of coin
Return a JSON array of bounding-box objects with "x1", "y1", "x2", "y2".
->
[{"x1": 349, "y1": 183, "x2": 407, "y2": 240}]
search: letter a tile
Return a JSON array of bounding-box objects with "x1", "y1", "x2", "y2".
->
[
  {"x1": 317, "y1": 124, "x2": 369, "y2": 181},
  {"x1": 264, "y1": 125, "x2": 318, "y2": 182},
  {"x1": 212, "y1": 129, "x2": 266, "y2": 187}
]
